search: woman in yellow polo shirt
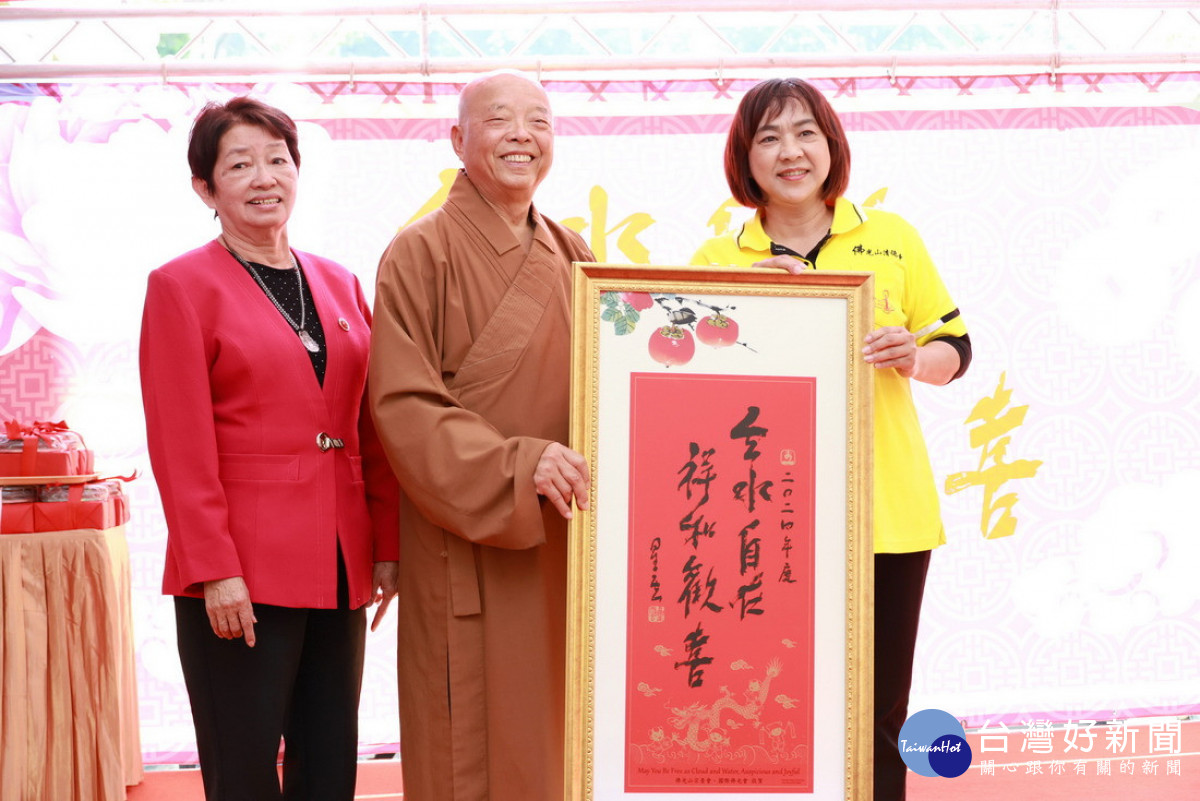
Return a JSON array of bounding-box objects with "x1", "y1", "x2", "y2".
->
[{"x1": 692, "y1": 77, "x2": 971, "y2": 801}]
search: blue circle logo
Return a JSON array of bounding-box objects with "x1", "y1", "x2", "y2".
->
[{"x1": 897, "y1": 709, "x2": 972, "y2": 778}]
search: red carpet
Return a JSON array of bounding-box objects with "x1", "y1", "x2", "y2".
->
[
  {"x1": 124, "y1": 720, "x2": 1200, "y2": 799},
  {"x1": 125, "y1": 757, "x2": 403, "y2": 800}
]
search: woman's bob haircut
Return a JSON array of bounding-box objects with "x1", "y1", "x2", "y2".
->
[
  {"x1": 188, "y1": 96, "x2": 301, "y2": 194},
  {"x1": 723, "y1": 77, "x2": 851, "y2": 210}
]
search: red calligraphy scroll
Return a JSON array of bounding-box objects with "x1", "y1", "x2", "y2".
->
[{"x1": 625, "y1": 373, "x2": 816, "y2": 793}]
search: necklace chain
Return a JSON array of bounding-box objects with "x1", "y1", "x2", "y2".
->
[{"x1": 222, "y1": 239, "x2": 321, "y2": 353}]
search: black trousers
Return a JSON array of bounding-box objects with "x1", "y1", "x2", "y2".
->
[
  {"x1": 873, "y1": 550, "x2": 932, "y2": 801},
  {"x1": 174, "y1": 559, "x2": 366, "y2": 801}
]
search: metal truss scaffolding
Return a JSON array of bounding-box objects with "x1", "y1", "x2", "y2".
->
[{"x1": 0, "y1": 1, "x2": 1197, "y2": 85}]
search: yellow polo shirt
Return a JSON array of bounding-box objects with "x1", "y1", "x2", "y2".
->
[{"x1": 692, "y1": 199, "x2": 967, "y2": 553}]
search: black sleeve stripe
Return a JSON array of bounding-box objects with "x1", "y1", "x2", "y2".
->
[
  {"x1": 913, "y1": 307, "x2": 962, "y2": 339},
  {"x1": 931, "y1": 332, "x2": 972, "y2": 382}
]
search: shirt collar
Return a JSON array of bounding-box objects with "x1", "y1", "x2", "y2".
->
[
  {"x1": 449, "y1": 169, "x2": 557, "y2": 256},
  {"x1": 831, "y1": 196, "x2": 869, "y2": 234},
  {"x1": 735, "y1": 197, "x2": 869, "y2": 251}
]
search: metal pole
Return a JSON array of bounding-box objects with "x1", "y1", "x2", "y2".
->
[{"x1": 0, "y1": 50, "x2": 1192, "y2": 83}]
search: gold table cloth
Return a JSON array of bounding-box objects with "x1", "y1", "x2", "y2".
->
[{"x1": 0, "y1": 525, "x2": 143, "y2": 800}]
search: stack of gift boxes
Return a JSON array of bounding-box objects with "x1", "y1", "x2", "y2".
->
[{"x1": 0, "y1": 420, "x2": 130, "y2": 533}]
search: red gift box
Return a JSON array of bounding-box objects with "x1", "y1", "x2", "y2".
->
[
  {"x1": 1, "y1": 501, "x2": 34, "y2": 533},
  {"x1": 1, "y1": 484, "x2": 129, "y2": 534},
  {"x1": 0, "y1": 420, "x2": 95, "y2": 478}
]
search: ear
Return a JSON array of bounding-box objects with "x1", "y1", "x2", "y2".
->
[
  {"x1": 191, "y1": 175, "x2": 216, "y2": 209},
  {"x1": 450, "y1": 124, "x2": 465, "y2": 162}
]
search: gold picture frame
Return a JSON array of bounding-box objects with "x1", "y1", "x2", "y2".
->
[{"x1": 566, "y1": 264, "x2": 874, "y2": 800}]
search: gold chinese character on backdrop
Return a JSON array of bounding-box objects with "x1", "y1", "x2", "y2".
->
[
  {"x1": 563, "y1": 185, "x2": 654, "y2": 263},
  {"x1": 945, "y1": 372, "x2": 1043, "y2": 539},
  {"x1": 401, "y1": 168, "x2": 458, "y2": 229},
  {"x1": 705, "y1": 198, "x2": 744, "y2": 237}
]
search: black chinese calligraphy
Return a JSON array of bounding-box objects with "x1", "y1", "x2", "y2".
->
[{"x1": 674, "y1": 622, "x2": 714, "y2": 688}]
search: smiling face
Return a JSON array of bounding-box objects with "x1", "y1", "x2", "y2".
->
[
  {"x1": 748, "y1": 98, "x2": 832, "y2": 215},
  {"x1": 192, "y1": 123, "x2": 297, "y2": 240},
  {"x1": 451, "y1": 73, "x2": 554, "y2": 213}
]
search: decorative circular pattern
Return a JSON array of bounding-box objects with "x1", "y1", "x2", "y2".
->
[
  {"x1": 1009, "y1": 306, "x2": 1108, "y2": 408},
  {"x1": 1113, "y1": 410, "x2": 1200, "y2": 482},
  {"x1": 1108, "y1": 336, "x2": 1200, "y2": 408},
  {"x1": 1018, "y1": 412, "x2": 1113, "y2": 513}
]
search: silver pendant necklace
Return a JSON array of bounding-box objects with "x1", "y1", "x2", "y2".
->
[{"x1": 223, "y1": 240, "x2": 321, "y2": 353}]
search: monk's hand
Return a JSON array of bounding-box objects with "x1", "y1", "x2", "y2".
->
[
  {"x1": 751, "y1": 255, "x2": 809, "y2": 274},
  {"x1": 863, "y1": 326, "x2": 918, "y2": 376},
  {"x1": 203, "y1": 576, "x2": 257, "y2": 647},
  {"x1": 535, "y1": 442, "x2": 591, "y2": 519},
  {"x1": 370, "y1": 560, "x2": 399, "y2": 632}
]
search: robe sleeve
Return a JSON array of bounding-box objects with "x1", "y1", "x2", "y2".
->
[
  {"x1": 368, "y1": 227, "x2": 553, "y2": 550},
  {"x1": 139, "y1": 269, "x2": 242, "y2": 591},
  {"x1": 353, "y1": 277, "x2": 401, "y2": 562}
]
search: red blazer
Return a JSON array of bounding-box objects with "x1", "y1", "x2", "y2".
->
[{"x1": 140, "y1": 239, "x2": 399, "y2": 609}]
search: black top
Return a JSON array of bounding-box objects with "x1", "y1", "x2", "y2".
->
[{"x1": 243, "y1": 260, "x2": 327, "y2": 385}]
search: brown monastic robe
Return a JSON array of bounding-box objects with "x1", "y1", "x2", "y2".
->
[{"x1": 369, "y1": 171, "x2": 595, "y2": 801}]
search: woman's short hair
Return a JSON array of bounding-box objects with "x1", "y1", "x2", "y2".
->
[
  {"x1": 723, "y1": 78, "x2": 851, "y2": 209},
  {"x1": 188, "y1": 97, "x2": 300, "y2": 192}
]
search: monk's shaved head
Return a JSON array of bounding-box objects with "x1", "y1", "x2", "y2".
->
[
  {"x1": 451, "y1": 70, "x2": 555, "y2": 219},
  {"x1": 457, "y1": 70, "x2": 550, "y2": 126}
]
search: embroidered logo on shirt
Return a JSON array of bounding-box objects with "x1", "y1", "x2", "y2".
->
[{"x1": 852, "y1": 244, "x2": 903, "y2": 259}]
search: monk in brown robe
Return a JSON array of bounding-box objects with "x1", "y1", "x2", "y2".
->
[{"x1": 369, "y1": 72, "x2": 595, "y2": 801}]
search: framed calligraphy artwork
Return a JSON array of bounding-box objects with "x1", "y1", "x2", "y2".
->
[{"x1": 567, "y1": 265, "x2": 874, "y2": 801}]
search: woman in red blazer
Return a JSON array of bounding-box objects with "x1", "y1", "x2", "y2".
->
[{"x1": 139, "y1": 97, "x2": 399, "y2": 801}]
